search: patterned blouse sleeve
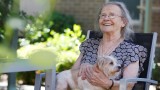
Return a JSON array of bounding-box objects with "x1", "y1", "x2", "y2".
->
[
  {"x1": 79, "y1": 39, "x2": 90, "y2": 54},
  {"x1": 136, "y1": 45, "x2": 147, "y2": 73},
  {"x1": 124, "y1": 44, "x2": 147, "y2": 73}
]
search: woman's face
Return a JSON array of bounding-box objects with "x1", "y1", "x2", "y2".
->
[{"x1": 99, "y1": 4, "x2": 125, "y2": 33}]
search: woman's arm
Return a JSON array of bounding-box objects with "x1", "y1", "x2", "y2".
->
[
  {"x1": 71, "y1": 53, "x2": 83, "y2": 70},
  {"x1": 110, "y1": 60, "x2": 139, "y2": 90},
  {"x1": 85, "y1": 60, "x2": 139, "y2": 90}
]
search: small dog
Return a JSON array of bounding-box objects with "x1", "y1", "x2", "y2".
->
[{"x1": 56, "y1": 56, "x2": 121, "y2": 90}]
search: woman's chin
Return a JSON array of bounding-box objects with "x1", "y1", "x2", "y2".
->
[{"x1": 101, "y1": 29, "x2": 113, "y2": 33}]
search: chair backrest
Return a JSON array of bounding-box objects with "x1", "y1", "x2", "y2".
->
[
  {"x1": 132, "y1": 33, "x2": 157, "y2": 79},
  {"x1": 132, "y1": 32, "x2": 157, "y2": 90},
  {"x1": 87, "y1": 30, "x2": 158, "y2": 90}
]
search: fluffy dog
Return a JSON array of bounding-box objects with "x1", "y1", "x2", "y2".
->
[{"x1": 56, "y1": 56, "x2": 121, "y2": 90}]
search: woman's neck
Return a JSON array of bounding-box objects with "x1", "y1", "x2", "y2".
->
[
  {"x1": 98, "y1": 32, "x2": 124, "y2": 56},
  {"x1": 102, "y1": 32, "x2": 122, "y2": 43}
]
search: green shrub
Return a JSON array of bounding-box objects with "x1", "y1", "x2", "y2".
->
[
  {"x1": 0, "y1": 28, "x2": 4, "y2": 42},
  {"x1": 23, "y1": 11, "x2": 75, "y2": 44},
  {"x1": 17, "y1": 24, "x2": 85, "y2": 84},
  {"x1": 152, "y1": 47, "x2": 160, "y2": 88},
  {"x1": 0, "y1": 0, "x2": 13, "y2": 42},
  {"x1": 24, "y1": 15, "x2": 53, "y2": 44},
  {"x1": 49, "y1": 11, "x2": 75, "y2": 33},
  {"x1": 152, "y1": 64, "x2": 160, "y2": 82}
]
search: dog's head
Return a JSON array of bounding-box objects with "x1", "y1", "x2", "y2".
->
[{"x1": 96, "y1": 56, "x2": 121, "y2": 79}]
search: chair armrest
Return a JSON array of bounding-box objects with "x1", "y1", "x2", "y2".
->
[{"x1": 119, "y1": 78, "x2": 158, "y2": 90}]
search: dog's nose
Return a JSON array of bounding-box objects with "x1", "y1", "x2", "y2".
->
[{"x1": 117, "y1": 66, "x2": 121, "y2": 69}]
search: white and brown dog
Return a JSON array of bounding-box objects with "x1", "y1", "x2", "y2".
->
[{"x1": 56, "y1": 56, "x2": 121, "y2": 90}]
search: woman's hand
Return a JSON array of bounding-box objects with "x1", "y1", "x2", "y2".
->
[
  {"x1": 78, "y1": 63, "x2": 92, "y2": 80},
  {"x1": 85, "y1": 65, "x2": 112, "y2": 89}
]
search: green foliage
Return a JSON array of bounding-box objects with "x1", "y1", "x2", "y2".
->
[
  {"x1": 0, "y1": 0, "x2": 13, "y2": 42},
  {"x1": 152, "y1": 47, "x2": 160, "y2": 86},
  {"x1": 47, "y1": 25, "x2": 85, "y2": 72},
  {"x1": 49, "y1": 11, "x2": 75, "y2": 33},
  {"x1": 152, "y1": 64, "x2": 160, "y2": 83},
  {"x1": 0, "y1": 0, "x2": 79, "y2": 85},
  {"x1": 24, "y1": 15, "x2": 52, "y2": 44},
  {"x1": 17, "y1": 24, "x2": 85, "y2": 84},
  {"x1": 0, "y1": 28, "x2": 4, "y2": 41},
  {"x1": 23, "y1": 11, "x2": 75, "y2": 44},
  {"x1": 19, "y1": 24, "x2": 85, "y2": 71}
]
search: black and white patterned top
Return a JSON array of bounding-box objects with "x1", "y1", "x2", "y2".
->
[{"x1": 79, "y1": 38, "x2": 147, "y2": 80}]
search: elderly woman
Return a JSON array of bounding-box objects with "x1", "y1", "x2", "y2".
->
[{"x1": 72, "y1": 1, "x2": 147, "y2": 90}]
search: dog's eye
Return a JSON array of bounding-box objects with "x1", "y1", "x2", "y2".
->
[{"x1": 110, "y1": 62, "x2": 113, "y2": 65}]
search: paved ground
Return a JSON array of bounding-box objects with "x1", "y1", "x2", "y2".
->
[
  {"x1": 0, "y1": 82, "x2": 45, "y2": 90},
  {"x1": 0, "y1": 74, "x2": 45, "y2": 90},
  {"x1": 19, "y1": 85, "x2": 45, "y2": 90}
]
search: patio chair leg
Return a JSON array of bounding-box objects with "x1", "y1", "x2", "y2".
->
[
  {"x1": 45, "y1": 68, "x2": 56, "y2": 90},
  {"x1": 34, "y1": 73, "x2": 44, "y2": 90}
]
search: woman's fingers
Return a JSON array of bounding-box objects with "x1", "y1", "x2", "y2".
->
[
  {"x1": 85, "y1": 69, "x2": 98, "y2": 86},
  {"x1": 81, "y1": 69, "x2": 86, "y2": 80},
  {"x1": 78, "y1": 63, "x2": 85, "y2": 76},
  {"x1": 93, "y1": 65, "x2": 100, "y2": 73},
  {"x1": 82, "y1": 64, "x2": 91, "y2": 79},
  {"x1": 85, "y1": 72, "x2": 92, "y2": 82},
  {"x1": 85, "y1": 66, "x2": 94, "y2": 81},
  {"x1": 78, "y1": 63, "x2": 92, "y2": 79}
]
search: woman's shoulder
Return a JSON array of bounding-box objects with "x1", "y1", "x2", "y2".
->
[
  {"x1": 79, "y1": 38, "x2": 100, "y2": 53},
  {"x1": 121, "y1": 40, "x2": 147, "y2": 64},
  {"x1": 123, "y1": 40, "x2": 147, "y2": 51},
  {"x1": 81, "y1": 38, "x2": 100, "y2": 46}
]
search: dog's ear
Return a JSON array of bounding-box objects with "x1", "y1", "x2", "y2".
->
[{"x1": 96, "y1": 58, "x2": 105, "y2": 71}]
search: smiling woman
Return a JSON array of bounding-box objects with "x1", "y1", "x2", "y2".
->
[{"x1": 70, "y1": 1, "x2": 147, "y2": 90}]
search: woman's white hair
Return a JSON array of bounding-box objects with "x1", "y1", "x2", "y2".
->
[{"x1": 98, "y1": 1, "x2": 134, "y2": 40}]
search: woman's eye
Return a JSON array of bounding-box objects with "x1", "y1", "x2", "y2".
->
[
  {"x1": 110, "y1": 13, "x2": 115, "y2": 16},
  {"x1": 101, "y1": 14, "x2": 105, "y2": 16}
]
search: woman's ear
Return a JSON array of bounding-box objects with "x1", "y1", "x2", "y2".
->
[{"x1": 122, "y1": 18, "x2": 128, "y2": 27}]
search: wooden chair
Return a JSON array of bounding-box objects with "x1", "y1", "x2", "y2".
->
[{"x1": 34, "y1": 30, "x2": 158, "y2": 90}]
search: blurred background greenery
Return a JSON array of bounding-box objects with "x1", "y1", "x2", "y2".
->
[{"x1": 0, "y1": 0, "x2": 85, "y2": 85}]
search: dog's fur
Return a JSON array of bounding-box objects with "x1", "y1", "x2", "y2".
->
[{"x1": 56, "y1": 56, "x2": 121, "y2": 90}]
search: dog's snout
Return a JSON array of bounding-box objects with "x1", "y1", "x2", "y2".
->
[
  {"x1": 117, "y1": 66, "x2": 121, "y2": 69},
  {"x1": 116, "y1": 64, "x2": 121, "y2": 69}
]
